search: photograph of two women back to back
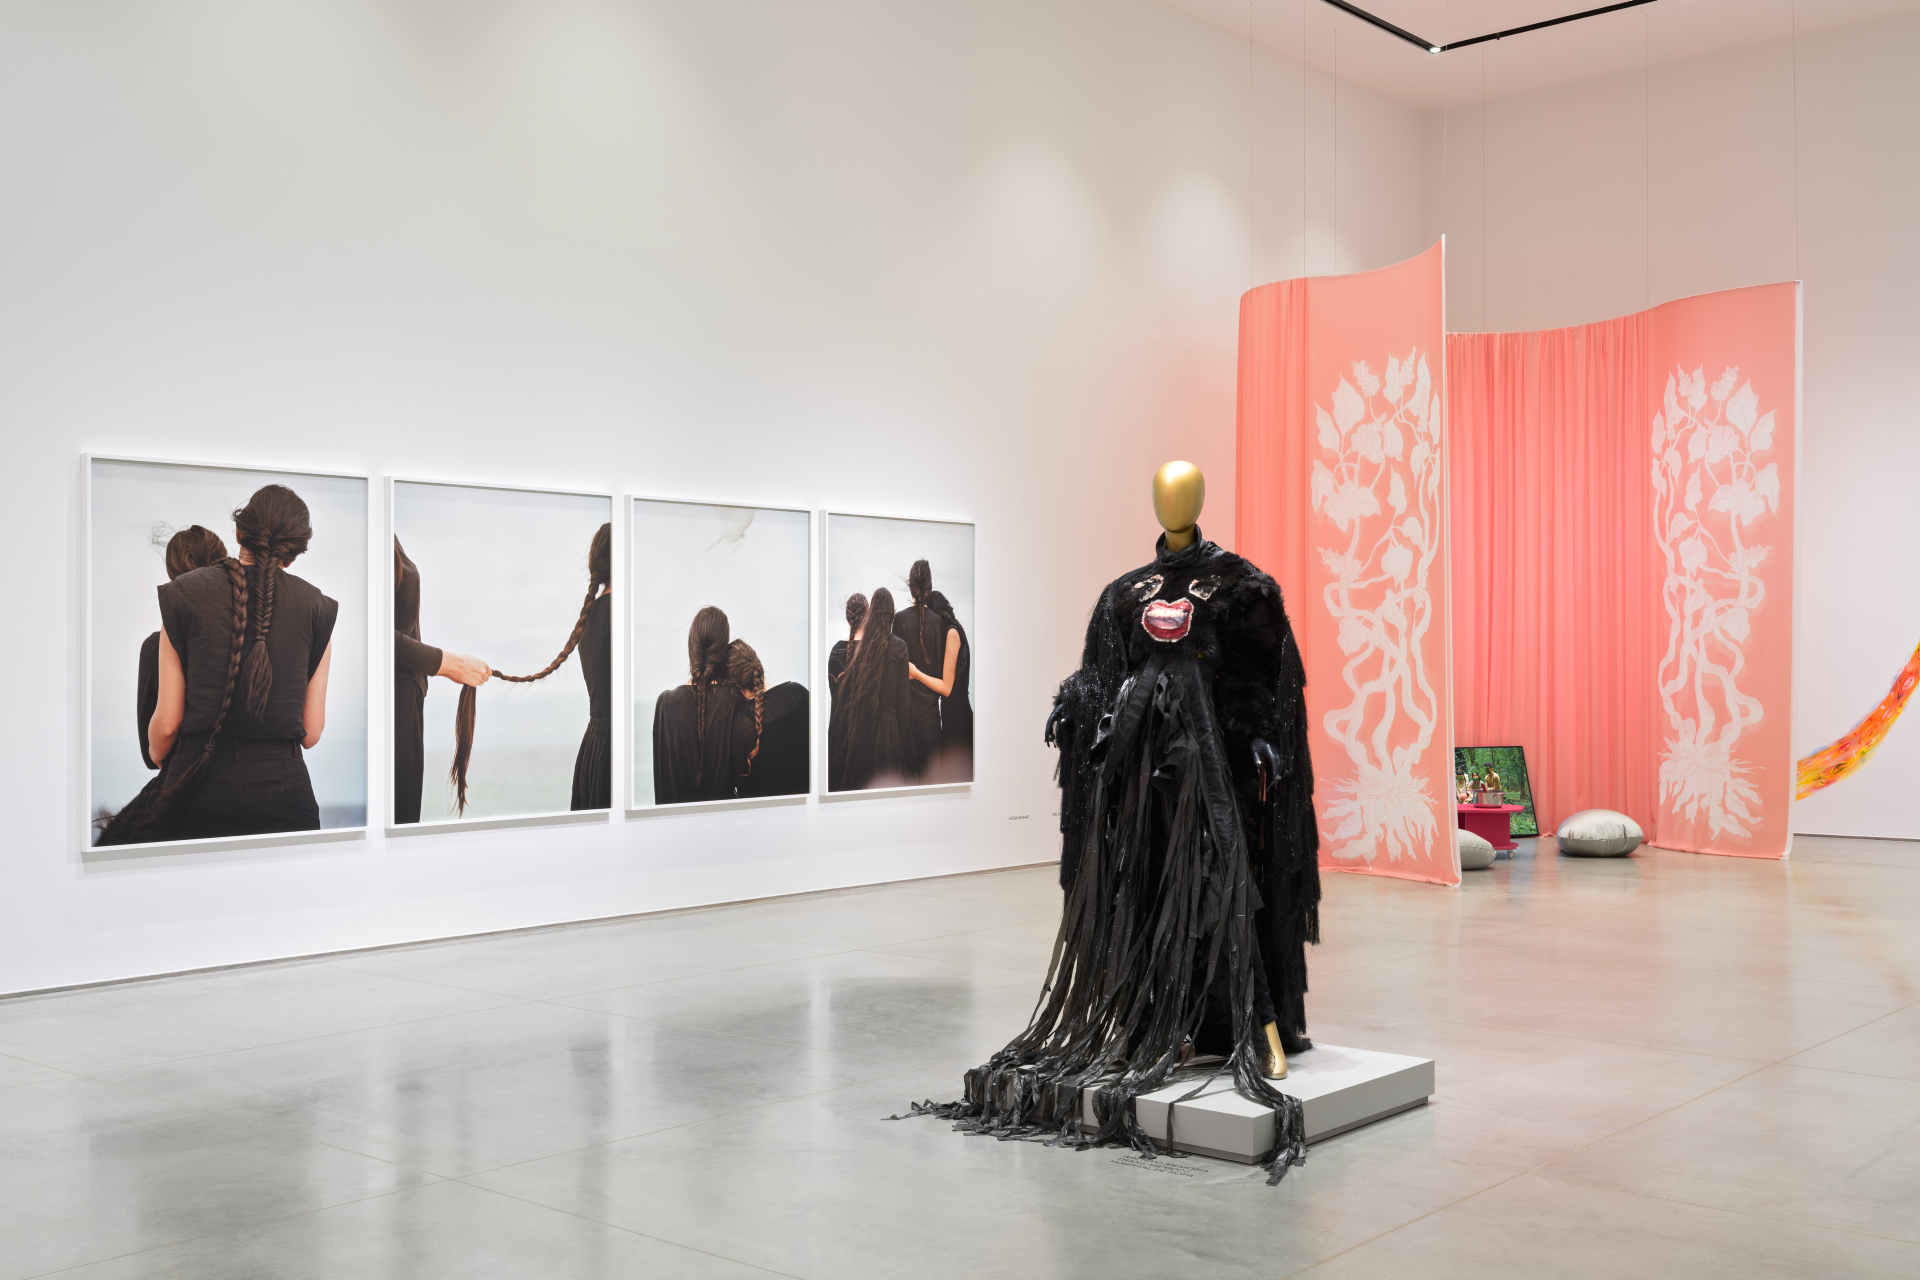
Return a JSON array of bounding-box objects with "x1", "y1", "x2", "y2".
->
[
  {"x1": 392, "y1": 482, "x2": 612, "y2": 825},
  {"x1": 826, "y1": 513, "x2": 974, "y2": 792},
  {"x1": 88, "y1": 459, "x2": 368, "y2": 847},
  {"x1": 636, "y1": 500, "x2": 812, "y2": 806}
]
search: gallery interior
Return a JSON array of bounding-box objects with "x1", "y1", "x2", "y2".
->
[{"x1": 5, "y1": 1, "x2": 1920, "y2": 1276}]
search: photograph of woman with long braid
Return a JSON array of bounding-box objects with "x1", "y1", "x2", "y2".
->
[
  {"x1": 88, "y1": 460, "x2": 368, "y2": 846},
  {"x1": 633, "y1": 499, "x2": 810, "y2": 807},
  {"x1": 391, "y1": 482, "x2": 612, "y2": 823},
  {"x1": 825, "y1": 513, "x2": 974, "y2": 792}
]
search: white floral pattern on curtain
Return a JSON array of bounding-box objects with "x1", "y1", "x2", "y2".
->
[
  {"x1": 1652, "y1": 365, "x2": 1779, "y2": 839},
  {"x1": 1309, "y1": 352, "x2": 1442, "y2": 862}
]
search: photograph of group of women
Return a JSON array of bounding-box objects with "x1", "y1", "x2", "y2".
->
[
  {"x1": 87, "y1": 469, "x2": 975, "y2": 846},
  {"x1": 634, "y1": 499, "x2": 811, "y2": 807},
  {"x1": 825, "y1": 512, "x2": 974, "y2": 792},
  {"x1": 391, "y1": 482, "x2": 612, "y2": 825},
  {"x1": 87, "y1": 459, "x2": 368, "y2": 847}
]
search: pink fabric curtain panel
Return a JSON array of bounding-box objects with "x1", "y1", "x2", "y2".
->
[
  {"x1": 1238, "y1": 244, "x2": 1458, "y2": 886},
  {"x1": 1448, "y1": 283, "x2": 1798, "y2": 858},
  {"x1": 1447, "y1": 319, "x2": 1660, "y2": 841}
]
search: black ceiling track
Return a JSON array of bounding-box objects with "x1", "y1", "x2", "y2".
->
[{"x1": 1320, "y1": 0, "x2": 1662, "y2": 55}]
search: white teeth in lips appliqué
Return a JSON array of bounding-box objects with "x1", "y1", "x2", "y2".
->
[{"x1": 1142, "y1": 598, "x2": 1194, "y2": 642}]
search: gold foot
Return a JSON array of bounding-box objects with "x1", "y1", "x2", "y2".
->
[{"x1": 1262, "y1": 1021, "x2": 1288, "y2": 1080}]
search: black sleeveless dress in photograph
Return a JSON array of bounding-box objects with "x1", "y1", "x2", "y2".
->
[
  {"x1": 893, "y1": 604, "x2": 944, "y2": 779},
  {"x1": 652, "y1": 682, "x2": 737, "y2": 804},
  {"x1": 938, "y1": 626, "x2": 974, "y2": 775},
  {"x1": 136, "y1": 631, "x2": 162, "y2": 770},
  {"x1": 155, "y1": 564, "x2": 338, "y2": 841},
  {"x1": 826, "y1": 640, "x2": 852, "y2": 790},
  {"x1": 394, "y1": 541, "x2": 444, "y2": 825},
  {"x1": 570, "y1": 592, "x2": 612, "y2": 810},
  {"x1": 868, "y1": 636, "x2": 911, "y2": 787},
  {"x1": 732, "y1": 681, "x2": 810, "y2": 799}
]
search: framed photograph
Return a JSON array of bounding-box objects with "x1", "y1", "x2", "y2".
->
[
  {"x1": 823, "y1": 511, "x2": 974, "y2": 793},
  {"x1": 390, "y1": 480, "x2": 612, "y2": 826},
  {"x1": 630, "y1": 498, "x2": 812, "y2": 808},
  {"x1": 85, "y1": 457, "x2": 368, "y2": 849},
  {"x1": 1454, "y1": 745, "x2": 1537, "y2": 837}
]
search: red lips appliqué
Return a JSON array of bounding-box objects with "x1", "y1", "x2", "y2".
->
[{"x1": 1142, "y1": 598, "x2": 1194, "y2": 642}]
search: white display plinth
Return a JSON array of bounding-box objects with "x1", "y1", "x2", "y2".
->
[{"x1": 1078, "y1": 1044, "x2": 1434, "y2": 1163}]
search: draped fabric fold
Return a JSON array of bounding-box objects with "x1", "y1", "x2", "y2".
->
[
  {"x1": 1446, "y1": 283, "x2": 1797, "y2": 858},
  {"x1": 1446, "y1": 318, "x2": 1660, "y2": 839},
  {"x1": 1237, "y1": 243, "x2": 1458, "y2": 885}
]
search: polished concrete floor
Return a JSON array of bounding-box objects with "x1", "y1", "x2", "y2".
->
[{"x1": 4, "y1": 836, "x2": 1920, "y2": 1278}]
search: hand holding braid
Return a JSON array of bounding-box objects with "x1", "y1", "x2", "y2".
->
[
  {"x1": 490, "y1": 578, "x2": 604, "y2": 683},
  {"x1": 449, "y1": 522, "x2": 612, "y2": 816}
]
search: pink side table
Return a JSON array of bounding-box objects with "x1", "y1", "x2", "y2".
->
[{"x1": 1457, "y1": 803, "x2": 1526, "y2": 853}]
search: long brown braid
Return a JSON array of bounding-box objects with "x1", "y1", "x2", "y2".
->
[
  {"x1": 98, "y1": 556, "x2": 251, "y2": 844},
  {"x1": 233, "y1": 486, "x2": 313, "y2": 720},
  {"x1": 448, "y1": 522, "x2": 612, "y2": 815},
  {"x1": 492, "y1": 523, "x2": 612, "y2": 684},
  {"x1": 839, "y1": 586, "x2": 897, "y2": 716},
  {"x1": 904, "y1": 559, "x2": 944, "y2": 675},
  {"x1": 835, "y1": 592, "x2": 867, "y2": 686},
  {"x1": 724, "y1": 639, "x2": 766, "y2": 775},
  {"x1": 684, "y1": 605, "x2": 730, "y2": 785}
]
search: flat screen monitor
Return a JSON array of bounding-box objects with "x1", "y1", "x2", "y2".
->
[{"x1": 1454, "y1": 745, "x2": 1537, "y2": 837}]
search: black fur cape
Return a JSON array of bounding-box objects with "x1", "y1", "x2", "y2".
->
[
  {"x1": 895, "y1": 531, "x2": 1321, "y2": 1183},
  {"x1": 1053, "y1": 531, "x2": 1321, "y2": 1047}
]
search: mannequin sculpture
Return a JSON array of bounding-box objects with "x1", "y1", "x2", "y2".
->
[{"x1": 902, "y1": 461, "x2": 1322, "y2": 1183}]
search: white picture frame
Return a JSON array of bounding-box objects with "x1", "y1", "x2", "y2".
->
[
  {"x1": 80, "y1": 454, "x2": 372, "y2": 855},
  {"x1": 821, "y1": 508, "x2": 976, "y2": 798},
  {"x1": 385, "y1": 476, "x2": 615, "y2": 834},
  {"x1": 626, "y1": 495, "x2": 815, "y2": 814}
]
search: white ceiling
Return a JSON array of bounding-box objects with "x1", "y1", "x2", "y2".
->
[{"x1": 1157, "y1": 0, "x2": 1920, "y2": 109}]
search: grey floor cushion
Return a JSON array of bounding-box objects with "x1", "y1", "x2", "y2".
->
[
  {"x1": 1456, "y1": 826, "x2": 1496, "y2": 870},
  {"x1": 1556, "y1": 808, "x2": 1644, "y2": 856}
]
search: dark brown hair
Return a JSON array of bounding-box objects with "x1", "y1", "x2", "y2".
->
[
  {"x1": 836, "y1": 593, "x2": 867, "y2": 687},
  {"x1": 493, "y1": 522, "x2": 612, "y2": 685},
  {"x1": 906, "y1": 559, "x2": 932, "y2": 606},
  {"x1": 686, "y1": 605, "x2": 730, "y2": 785},
  {"x1": 233, "y1": 485, "x2": 313, "y2": 721},
  {"x1": 924, "y1": 589, "x2": 965, "y2": 647},
  {"x1": 165, "y1": 526, "x2": 228, "y2": 580},
  {"x1": 100, "y1": 485, "x2": 306, "y2": 843},
  {"x1": 902, "y1": 560, "x2": 946, "y2": 675},
  {"x1": 724, "y1": 639, "x2": 766, "y2": 776},
  {"x1": 450, "y1": 522, "x2": 612, "y2": 816},
  {"x1": 838, "y1": 586, "x2": 897, "y2": 720}
]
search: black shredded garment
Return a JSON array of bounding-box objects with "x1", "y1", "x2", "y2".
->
[{"x1": 898, "y1": 531, "x2": 1321, "y2": 1184}]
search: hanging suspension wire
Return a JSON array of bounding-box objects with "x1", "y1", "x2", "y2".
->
[{"x1": 1318, "y1": 0, "x2": 1662, "y2": 55}]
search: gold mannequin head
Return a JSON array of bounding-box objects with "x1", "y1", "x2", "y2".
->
[{"x1": 1152, "y1": 461, "x2": 1206, "y2": 550}]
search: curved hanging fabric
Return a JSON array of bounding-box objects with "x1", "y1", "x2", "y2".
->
[
  {"x1": 1236, "y1": 242, "x2": 1459, "y2": 886},
  {"x1": 1445, "y1": 283, "x2": 1801, "y2": 859},
  {"x1": 1796, "y1": 640, "x2": 1920, "y2": 799}
]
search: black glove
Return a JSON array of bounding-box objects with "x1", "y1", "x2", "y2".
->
[
  {"x1": 1252, "y1": 738, "x2": 1282, "y2": 801},
  {"x1": 1045, "y1": 704, "x2": 1070, "y2": 748}
]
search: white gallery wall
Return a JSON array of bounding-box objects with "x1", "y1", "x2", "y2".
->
[
  {"x1": 0, "y1": 0, "x2": 1423, "y2": 993},
  {"x1": 1420, "y1": 9, "x2": 1920, "y2": 840}
]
